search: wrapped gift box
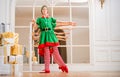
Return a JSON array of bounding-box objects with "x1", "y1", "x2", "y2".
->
[
  {"x1": 9, "y1": 56, "x2": 17, "y2": 64},
  {"x1": 11, "y1": 44, "x2": 23, "y2": 56},
  {"x1": 0, "y1": 64, "x2": 11, "y2": 75},
  {"x1": 0, "y1": 64, "x2": 23, "y2": 76},
  {"x1": 9, "y1": 55, "x2": 23, "y2": 64},
  {"x1": 3, "y1": 38, "x2": 14, "y2": 44},
  {"x1": 4, "y1": 56, "x2": 9, "y2": 64},
  {"x1": 0, "y1": 56, "x2": 4, "y2": 64},
  {"x1": 0, "y1": 47, "x2": 4, "y2": 56},
  {"x1": 4, "y1": 45, "x2": 11, "y2": 56},
  {"x1": 0, "y1": 32, "x2": 23, "y2": 76},
  {"x1": 16, "y1": 55, "x2": 23, "y2": 64},
  {"x1": 11, "y1": 64, "x2": 23, "y2": 76},
  {"x1": 0, "y1": 45, "x2": 12, "y2": 56},
  {"x1": 0, "y1": 56, "x2": 9, "y2": 64},
  {"x1": 0, "y1": 44, "x2": 23, "y2": 56},
  {"x1": 2, "y1": 32, "x2": 19, "y2": 45}
]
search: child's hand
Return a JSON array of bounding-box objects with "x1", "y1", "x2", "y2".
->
[
  {"x1": 32, "y1": 19, "x2": 36, "y2": 28},
  {"x1": 69, "y1": 22, "x2": 76, "y2": 26},
  {"x1": 32, "y1": 19, "x2": 35, "y2": 24}
]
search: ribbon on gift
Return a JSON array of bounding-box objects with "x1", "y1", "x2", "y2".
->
[
  {"x1": 0, "y1": 34, "x2": 2, "y2": 46},
  {"x1": 11, "y1": 44, "x2": 23, "y2": 56},
  {"x1": 4, "y1": 45, "x2": 10, "y2": 56}
]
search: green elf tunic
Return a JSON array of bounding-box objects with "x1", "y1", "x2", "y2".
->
[{"x1": 36, "y1": 16, "x2": 59, "y2": 56}]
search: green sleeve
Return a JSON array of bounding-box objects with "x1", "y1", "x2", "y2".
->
[
  {"x1": 36, "y1": 18, "x2": 41, "y2": 29},
  {"x1": 51, "y1": 17, "x2": 57, "y2": 28}
]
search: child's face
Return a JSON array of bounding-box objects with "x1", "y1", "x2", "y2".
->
[{"x1": 42, "y1": 7, "x2": 48, "y2": 15}]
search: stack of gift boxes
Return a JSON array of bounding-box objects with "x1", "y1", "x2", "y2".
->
[{"x1": 0, "y1": 32, "x2": 23, "y2": 76}]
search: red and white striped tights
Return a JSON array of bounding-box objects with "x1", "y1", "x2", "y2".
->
[{"x1": 44, "y1": 46, "x2": 66, "y2": 71}]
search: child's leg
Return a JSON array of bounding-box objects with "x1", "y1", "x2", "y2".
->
[
  {"x1": 52, "y1": 46, "x2": 68, "y2": 73},
  {"x1": 52, "y1": 46, "x2": 65, "y2": 66},
  {"x1": 44, "y1": 47, "x2": 50, "y2": 72}
]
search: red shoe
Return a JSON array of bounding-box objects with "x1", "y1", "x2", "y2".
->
[
  {"x1": 59, "y1": 66, "x2": 68, "y2": 73},
  {"x1": 45, "y1": 70, "x2": 50, "y2": 73}
]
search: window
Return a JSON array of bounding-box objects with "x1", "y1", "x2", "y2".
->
[{"x1": 15, "y1": 0, "x2": 89, "y2": 71}]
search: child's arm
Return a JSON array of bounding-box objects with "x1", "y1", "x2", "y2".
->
[
  {"x1": 56, "y1": 35, "x2": 67, "y2": 41},
  {"x1": 32, "y1": 19, "x2": 38, "y2": 30},
  {"x1": 55, "y1": 32, "x2": 69, "y2": 35},
  {"x1": 56, "y1": 21, "x2": 76, "y2": 27}
]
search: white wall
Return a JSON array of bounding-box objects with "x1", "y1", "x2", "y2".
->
[
  {"x1": 0, "y1": 0, "x2": 6, "y2": 24},
  {"x1": 93, "y1": 0, "x2": 120, "y2": 66}
]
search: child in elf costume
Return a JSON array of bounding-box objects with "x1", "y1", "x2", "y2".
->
[{"x1": 32, "y1": 5, "x2": 76, "y2": 73}]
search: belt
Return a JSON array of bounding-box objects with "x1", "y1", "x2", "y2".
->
[{"x1": 41, "y1": 27, "x2": 51, "y2": 31}]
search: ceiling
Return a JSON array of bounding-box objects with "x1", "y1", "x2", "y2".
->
[{"x1": 16, "y1": 0, "x2": 88, "y2": 6}]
